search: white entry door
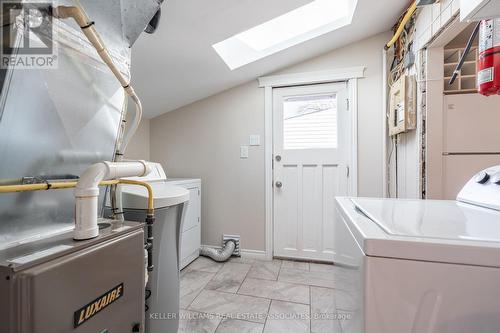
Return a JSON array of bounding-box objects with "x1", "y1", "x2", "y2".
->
[{"x1": 273, "y1": 83, "x2": 350, "y2": 261}]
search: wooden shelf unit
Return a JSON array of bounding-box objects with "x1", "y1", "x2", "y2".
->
[{"x1": 443, "y1": 47, "x2": 478, "y2": 95}]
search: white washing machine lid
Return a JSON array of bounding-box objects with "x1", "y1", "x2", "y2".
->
[
  {"x1": 120, "y1": 182, "x2": 189, "y2": 209},
  {"x1": 352, "y1": 198, "x2": 500, "y2": 242},
  {"x1": 336, "y1": 197, "x2": 500, "y2": 267}
]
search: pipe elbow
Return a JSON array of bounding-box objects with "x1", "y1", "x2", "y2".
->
[
  {"x1": 74, "y1": 161, "x2": 151, "y2": 240},
  {"x1": 75, "y1": 162, "x2": 108, "y2": 198},
  {"x1": 75, "y1": 160, "x2": 150, "y2": 197}
]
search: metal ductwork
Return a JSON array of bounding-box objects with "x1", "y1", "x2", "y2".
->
[
  {"x1": 200, "y1": 240, "x2": 237, "y2": 262},
  {"x1": 0, "y1": 0, "x2": 163, "y2": 250}
]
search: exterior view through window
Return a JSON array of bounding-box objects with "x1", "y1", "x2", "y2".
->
[{"x1": 283, "y1": 93, "x2": 338, "y2": 150}]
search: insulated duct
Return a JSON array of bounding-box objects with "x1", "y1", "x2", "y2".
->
[{"x1": 200, "y1": 240, "x2": 236, "y2": 262}]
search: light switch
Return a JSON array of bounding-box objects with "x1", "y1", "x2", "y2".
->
[
  {"x1": 249, "y1": 135, "x2": 261, "y2": 146},
  {"x1": 240, "y1": 145, "x2": 249, "y2": 159}
]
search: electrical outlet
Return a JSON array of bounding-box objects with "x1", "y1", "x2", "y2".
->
[{"x1": 223, "y1": 234, "x2": 241, "y2": 257}]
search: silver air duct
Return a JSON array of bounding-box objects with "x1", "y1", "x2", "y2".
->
[{"x1": 200, "y1": 240, "x2": 236, "y2": 262}]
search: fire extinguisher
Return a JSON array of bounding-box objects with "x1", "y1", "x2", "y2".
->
[{"x1": 478, "y1": 19, "x2": 500, "y2": 96}]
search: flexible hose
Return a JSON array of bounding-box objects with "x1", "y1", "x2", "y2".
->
[
  {"x1": 200, "y1": 240, "x2": 236, "y2": 262},
  {"x1": 385, "y1": 1, "x2": 417, "y2": 50}
]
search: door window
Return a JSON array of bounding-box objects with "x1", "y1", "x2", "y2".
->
[{"x1": 283, "y1": 94, "x2": 337, "y2": 150}]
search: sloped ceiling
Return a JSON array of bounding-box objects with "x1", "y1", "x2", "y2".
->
[{"x1": 131, "y1": 0, "x2": 408, "y2": 118}]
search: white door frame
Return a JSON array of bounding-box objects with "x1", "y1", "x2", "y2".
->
[{"x1": 259, "y1": 67, "x2": 365, "y2": 260}]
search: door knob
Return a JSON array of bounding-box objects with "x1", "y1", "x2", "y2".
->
[
  {"x1": 275, "y1": 155, "x2": 281, "y2": 162},
  {"x1": 275, "y1": 181, "x2": 283, "y2": 188}
]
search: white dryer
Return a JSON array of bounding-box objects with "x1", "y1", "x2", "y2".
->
[{"x1": 334, "y1": 165, "x2": 500, "y2": 333}]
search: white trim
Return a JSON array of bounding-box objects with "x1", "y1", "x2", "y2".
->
[
  {"x1": 258, "y1": 67, "x2": 366, "y2": 88},
  {"x1": 348, "y1": 78, "x2": 359, "y2": 196},
  {"x1": 240, "y1": 249, "x2": 268, "y2": 260},
  {"x1": 382, "y1": 49, "x2": 388, "y2": 198},
  {"x1": 264, "y1": 86, "x2": 274, "y2": 261},
  {"x1": 261, "y1": 67, "x2": 362, "y2": 260}
]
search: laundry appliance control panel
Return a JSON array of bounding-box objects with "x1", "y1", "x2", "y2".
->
[{"x1": 457, "y1": 165, "x2": 500, "y2": 211}]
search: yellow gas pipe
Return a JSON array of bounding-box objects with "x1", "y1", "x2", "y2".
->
[
  {"x1": 385, "y1": 1, "x2": 417, "y2": 50},
  {"x1": 0, "y1": 179, "x2": 154, "y2": 213},
  {"x1": 118, "y1": 179, "x2": 154, "y2": 214}
]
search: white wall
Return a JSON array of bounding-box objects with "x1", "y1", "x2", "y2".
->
[
  {"x1": 148, "y1": 32, "x2": 390, "y2": 251},
  {"x1": 125, "y1": 118, "x2": 150, "y2": 161}
]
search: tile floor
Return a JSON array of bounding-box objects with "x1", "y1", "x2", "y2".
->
[{"x1": 178, "y1": 256, "x2": 354, "y2": 333}]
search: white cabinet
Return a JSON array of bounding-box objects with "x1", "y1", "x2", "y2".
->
[
  {"x1": 167, "y1": 178, "x2": 201, "y2": 269},
  {"x1": 460, "y1": 0, "x2": 500, "y2": 21}
]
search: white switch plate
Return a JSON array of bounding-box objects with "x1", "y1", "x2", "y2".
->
[
  {"x1": 249, "y1": 135, "x2": 260, "y2": 146},
  {"x1": 240, "y1": 145, "x2": 249, "y2": 158}
]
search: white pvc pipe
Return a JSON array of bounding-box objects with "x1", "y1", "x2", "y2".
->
[{"x1": 74, "y1": 161, "x2": 150, "y2": 240}]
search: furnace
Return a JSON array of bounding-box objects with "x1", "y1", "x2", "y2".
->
[{"x1": 0, "y1": 220, "x2": 145, "y2": 333}]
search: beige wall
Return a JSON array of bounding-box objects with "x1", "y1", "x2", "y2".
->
[
  {"x1": 151, "y1": 82, "x2": 266, "y2": 250},
  {"x1": 125, "y1": 118, "x2": 150, "y2": 161},
  {"x1": 149, "y1": 32, "x2": 390, "y2": 251}
]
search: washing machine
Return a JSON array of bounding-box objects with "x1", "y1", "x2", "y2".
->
[
  {"x1": 112, "y1": 163, "x2": 189, "y2": 333},
  {"x1": 334, "y1": 165, "x2": 500, "y2": 333}
]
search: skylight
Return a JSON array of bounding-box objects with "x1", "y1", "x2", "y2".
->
[{"x1": 213, "y1": 0, "x2": 358, "y2": 70}]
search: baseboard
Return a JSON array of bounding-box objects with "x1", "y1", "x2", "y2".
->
[
  {"x1": 240, "y1": 249, "x2": 267, "y2": 260},
  {"x1": 200, "y1": 244, "x2": 268, "y2": 260}
]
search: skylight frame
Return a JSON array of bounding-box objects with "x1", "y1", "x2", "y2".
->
[{"x1": 213, "y1": 0, "x2": 358, "y2": 70}]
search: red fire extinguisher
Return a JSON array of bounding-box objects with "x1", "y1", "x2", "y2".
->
[{"x1": 478, "y1": 19, "x2": 500, "y2": 96}]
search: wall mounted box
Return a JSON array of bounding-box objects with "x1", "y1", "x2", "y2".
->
[{"x1": 388, "y1": 75, "x2": 417, "y2": 136}]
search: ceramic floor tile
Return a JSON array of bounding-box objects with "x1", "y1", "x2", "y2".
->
[
  {"x1": 184, "y1": 257, "x2": 224, "y2": 273},
  {"x1": 238, "y1": 278, "x2": 310, "y2": 304},
  {"x1": 310, "y1": 287, "x2": 342, "y2": 333},
  {"x1": 310, "y1": 287, "x2": 335, "y2": 314},
  {"x1": 189, "y1": 290, "x2": 271, "y2": 323},
  {"x1": 180, "y1": 270, "x2": 217, "y2": 309},
  {"x1": 339, "y1": 311, "x2": 357, "y2": 333},
  {"x1": 263, "y1": 300, "x2": 310, "y2": 333},
  {"x1": 332, "y1": 266, "x2": 359, "y2": 293},
  {"x1": 247, "y1": 260, "x2": 282, "y2": 281},
  {"x1": 334, "y1": 288, "x2": 358, "y2": 311},
  {"x1": 205, "y1": 262, "x2": 251, "y2": 293},
  {"x1": 215, "y1": 319, "x2": 264, "y2": 333},
  {"x1": 178, "y1": 310, "x2": 221, "y2": 333},
  {"x1": 278, "y1": 267, "x2": 335, "y2": 288},
  {"x1": 309, "y1": 262, "x2": 336, "y2": 273},
  {"x1": 311, "y1": 317, "x2": 342, "y2": 333},
  {"x1": 228, "y1": 256, "x2": 256, "y2": 264},
  {"x1": 282, "y1": 260, "x2": 310, "y2": 271}
]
